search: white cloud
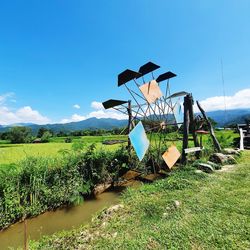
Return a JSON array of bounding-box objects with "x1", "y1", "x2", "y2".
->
[
  {"x1": 89, "y1": 101, "x2": 126, "y2": 119},
  {"x1": 16, "y1": 106, "x2": 50, "y2": 124},
  {"x1": 60, "y1": 118, "x2": 71, "y2": 124},
  {"x1": 60, "y1": 100, "x2": 126, "y2": 123},
  {"x1": 91, "y1": 101, "x2": 104, "y2": 110},
  {"x1": 60, "y1": 114, "x2": 86, "y2": 124},
  {"x1": 88, "y1": 110, "x2": 127, "y2": 120},
  {"x1": 0, "y1": 92, "x2": 14, "y2": 105},
  {"x1": 0, "y1": 93, "x2": 50, "y2": 125},
  {"x1": 0, "y1": 106, "x2": 50, "y2": 125},
  {"x1": 73, "y1": 104, "x2": 81, "y2": 109},
  {"x1": 71, "y1": 114, "x2": 85, "y2": 121},
  {"x1": 194, "y1": 88, "x2": 250, "y2": 112}
]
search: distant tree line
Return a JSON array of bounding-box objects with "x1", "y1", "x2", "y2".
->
[
  {"x1": 0, "y1": 117, "x2": 221, "y2": 144},
  {"x1": 0, "y1": 126, "x2": 126, "y2": 144},
  {"x1": 62, "y1": 127, "x2": 125, "y2": 137}
]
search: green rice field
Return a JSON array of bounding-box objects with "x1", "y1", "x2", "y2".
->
[
  {"x1": 0, "y1": 130, "x2": 239, "y2": 166},
  {"x1": 0, "y1": 135, "x2": 127, "y2": 165}
]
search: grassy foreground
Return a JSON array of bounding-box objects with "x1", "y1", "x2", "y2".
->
[{"x1": 30, "y1": 151, "x2": 250, "y2": 250}]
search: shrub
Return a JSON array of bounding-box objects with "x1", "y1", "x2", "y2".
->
[
  {"x1": 217, "y1": 133, "x2": 234, "y2": 148},
  {"x1": 64, "y1": 137, "x2": 72, "y2": 143}
]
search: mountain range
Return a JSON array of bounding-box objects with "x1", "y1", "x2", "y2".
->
[
  {"x1": 0, "y1": 117, "x2": 128, "y2": 134},
  {"x1": 0, "y1": 109, "x2": 249, "y2": 134},
  {"x1": 206, "y1": 109, "x2": 250, "y2": 127}
]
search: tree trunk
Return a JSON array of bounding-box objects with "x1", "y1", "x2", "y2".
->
[
  {"x1": 196, "y1": 101, "x2": 222, "y2": 152},
  {"x1": 181, "y1": 95, "x2": 190, "y2": 164},
  {"x1": 187, "y1": 94, "x2": 200, "y2": 157}
]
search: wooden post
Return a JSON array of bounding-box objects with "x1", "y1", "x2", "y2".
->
[
  {"x1": 187, "y1": 94, "x2": 200, "y2": 158},
  {"x1": 127, "y1": 100, "x2": 132, "y2": 155},
  {"x1": 181, "y1": 95, "x2": 190, "y2": 164},
  {"x1": 196, "y1": 101, "x2": 222, "y2": 152},
  {"x1": 187, "y1": 94, "x2": 199, "y2": 148}
]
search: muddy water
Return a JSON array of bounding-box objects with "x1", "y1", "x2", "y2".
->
[{"x1": 0, "y1": 190, "x2": 121, "y2": 250}]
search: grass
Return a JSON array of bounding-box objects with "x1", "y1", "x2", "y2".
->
[
  {"x1": 50, "y1": 135, "x2": 128, "y2": 144},
  {"x1": 0, "y1": 135, "x2": 127, "y2": 165},
  {"x1": 0, "y1": 143, "x2": 72, "y2": 165},
  {"x1": 29, "y1": 150, "x2": 250, "y2": 250}
]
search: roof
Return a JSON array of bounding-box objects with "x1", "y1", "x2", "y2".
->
[
  {"x1": 156, "y1": 71, "x2": 177, "y2": 83},
  {"x1": 167, "y1": 91, "x2": 188, "y2": 99},
  {"x1": 118, "y1": 69, "x2": 141, "y2": 86},
  {"x1": 102, "y1": 99, "x2": 128, "y2": 109},
  {"x1": 137, "y1": 61, "x2": 160, "y2": 77}
]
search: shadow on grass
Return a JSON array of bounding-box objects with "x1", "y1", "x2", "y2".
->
[{"x1": 0, "y1": 145, "x2": 23, "y2": 148}]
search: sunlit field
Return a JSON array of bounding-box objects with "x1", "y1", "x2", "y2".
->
[
  {"x1": 0, "y1": 135, "x2": 127, "y2": 165},
  {"x1": 0, "y1": 131, "x2": 238, "y2": 166}
]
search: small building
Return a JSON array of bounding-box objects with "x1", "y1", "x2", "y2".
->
[{"x1": 33, "y1": 138, "x2": 42, "y2": 144}]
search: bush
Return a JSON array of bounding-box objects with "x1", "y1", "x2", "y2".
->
[
  {"x1": 217, "y1": 133, "x2": 234, "y2": 148},
  {"x1": 64, "y1": 137, "x2": 72, "y2": 143},
  {"x1": 71, "y1": 140, "x2": 85, "y2": 152}
]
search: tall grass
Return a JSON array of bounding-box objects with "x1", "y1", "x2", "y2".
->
[{"x1": 0, "y1": 145, "x2": 130, "y2": 230}]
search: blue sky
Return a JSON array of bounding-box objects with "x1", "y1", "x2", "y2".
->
[{"x1": 0, "y1": 0, "x2": 250, "y2": 124}]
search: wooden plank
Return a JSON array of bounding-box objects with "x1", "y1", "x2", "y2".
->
[
  {"x1": 139, "y1": 80, "x2": 163, "y2": 104},
  {"x1": 184, "y1": 147, "x2": 202, "y2": 154},
  {"x1": 163, "y1": 145, "x2": 181, "y2": 169},
  {"x1": 93, "y1": 183, "x2": 112, "y2": 196},
  {"x1": 122, "y1": 170, "x2": 142, "y2": 180}
]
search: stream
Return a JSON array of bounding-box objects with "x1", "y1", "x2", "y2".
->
[{"x1": 0, "y1": 189, "x2": 122, "y2": 250}]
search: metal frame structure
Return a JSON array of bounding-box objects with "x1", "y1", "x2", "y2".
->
[
  {"x1": 102, "y1": 62, "x2": 222, "y2": 173},
  {"x1": 102, "y1": 62, "x2": 188, "y2": 171}
]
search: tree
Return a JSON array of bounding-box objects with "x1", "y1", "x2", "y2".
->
[
  {"x1": 41, "y1": 131, "x2": 52, "y2": 143},
  {"x1": 37, "y1": 127, "x2": 54, "y2": 138},
  {"x1": 57, "y1": 131, "x2": 68, "y2": 137},
  {"x1": 0, "y1": 131, "x2": 9, "y2": 140},
  {"x1": 8, "y1": 127, "x2": 32, "y2": 144}
]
